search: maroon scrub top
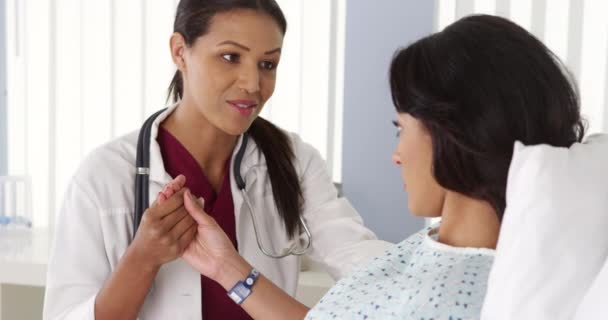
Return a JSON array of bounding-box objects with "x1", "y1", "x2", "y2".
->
[{"x1": 157, "y1": 126, "x2": 252, "y2": 320}]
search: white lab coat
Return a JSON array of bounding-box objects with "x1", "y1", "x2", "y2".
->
[{"x1": 43, "y1": 105, "x2": 392, "y2": 320}]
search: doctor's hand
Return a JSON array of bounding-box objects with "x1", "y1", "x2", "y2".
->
[
  {"x1": 156, "y1": 174, "x2": 186, "y2": 204},
  {"x1": 181, "y1": 189, "x2": 250, "y2": 285},
  {"x1": 128, "y1": 175, "x2": 197, "y2": 270}
]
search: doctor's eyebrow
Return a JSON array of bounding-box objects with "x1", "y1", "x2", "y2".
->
[
  {"x1": 392, "y1": 120, "x2": 400, "y2": 127},
  {"x1": 217, "y1": 40, "x2": 281, "y2": 55}
]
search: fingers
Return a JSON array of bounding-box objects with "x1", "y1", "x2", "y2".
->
[
  {"x1": 157, "y1": 207, "x2": 185, "y2": 229},
  {"x1": 169, "y1": 211, "x2": 196, "y2": 240},
  {"x1": 156, "y1": 192, "x2": 168, "y2": 204},
  {"x1": 157, "y1": 175, "x2": 187, "y2": 205},
  {"x1": 177, "y1": 223, "x2": 197, "y2": 250},
  {"x1": 161, "y1": 176, "x2": 182, "y2": 198},
  {"x1": 150, "y1": 188, "x2": 187, "y2": 219},
  {"x1": 183, "y1": 189, "x2": 215, "y2": 226},
  {"x1": 173, "y1": 174, "x2": 186, "y2": 188}
]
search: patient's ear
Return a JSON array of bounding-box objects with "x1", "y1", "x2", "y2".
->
[{"x1": 170, "y1": 32, "x2": 186, "y2": 71}]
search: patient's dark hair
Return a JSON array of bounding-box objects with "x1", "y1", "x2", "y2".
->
[
  {"x1": 168, "y1": 0, "x2": 303, "y2": 238},
  {"x1": 389, "y1": 14, "x2": 585, "y2": 221}
]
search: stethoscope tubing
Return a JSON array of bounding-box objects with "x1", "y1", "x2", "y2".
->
[{"x1": 133, "y1": 109, "x2": 312, "y2": 258}]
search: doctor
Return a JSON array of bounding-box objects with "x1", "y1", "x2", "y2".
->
[{"x1": 43, "y1": 0, "x2": 390, "y2": 319}]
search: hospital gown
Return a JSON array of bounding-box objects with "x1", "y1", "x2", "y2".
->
[{"x1": 305, "y1": 224, "x2": 495, "y2": 320}]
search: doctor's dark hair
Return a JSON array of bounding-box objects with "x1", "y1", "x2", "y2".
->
[
  {"x1": 168, "y1": 0, "x2": 303, "y2": 238},
  {"x1": 389, "y1": 15, "x2": 585, "y2": 221}
]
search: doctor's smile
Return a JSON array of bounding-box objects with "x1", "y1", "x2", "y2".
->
[{"x1": 227, "y1": 99, "x2": 258, "y2": 117}]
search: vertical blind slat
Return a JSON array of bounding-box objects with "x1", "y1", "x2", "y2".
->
[
  {"x1": 567, "y1": 0, "x2": 584, "y2": 81},
  {"x1": 48, "y1": 0, "x2": 57, "y2": 230},
  {"x1": 531, "y1": 0, "x2": 547, "y2": 40},
  {"x1": 495, "y1": 0, "x2": 511, "y2": 18},
  {"x1": 456, "y1": 0, "x2": 475, "y2": 19}
]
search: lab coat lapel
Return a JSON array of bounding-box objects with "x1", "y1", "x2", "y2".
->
[{"x1": 147, "y1": 103, "x2": 182, "y2": 204}]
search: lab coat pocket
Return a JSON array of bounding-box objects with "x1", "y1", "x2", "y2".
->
[{"x1": 99, "y1": 207, "x2": 133, "y2": 268}]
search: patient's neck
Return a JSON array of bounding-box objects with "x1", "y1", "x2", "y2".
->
[{"x1": 437, "y1": 192, "x2": 500, "y2": 250}]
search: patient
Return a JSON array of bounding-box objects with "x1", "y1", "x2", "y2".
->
[{"x1": 159, "y1": 14, "x2": 585, "y2": 319}]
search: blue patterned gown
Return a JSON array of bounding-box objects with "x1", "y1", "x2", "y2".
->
[{"x1": 305, "y1": 224, "x2": 495, "y2": 320}]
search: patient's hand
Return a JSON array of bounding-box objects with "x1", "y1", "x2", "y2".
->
[
  {"x1": 181, "y1": 189, "x2": 243, "y2": 282},
  {"x1": 156, "y1": 176, "x2": 243, "y2": 282}
]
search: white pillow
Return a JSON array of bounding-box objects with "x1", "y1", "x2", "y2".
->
[
  {"x1": 573, "y1": 255, "x2": 608, "y2": 319},
  {"x1": 481, "y1": 134, "x2": 608, "y2": 320}
]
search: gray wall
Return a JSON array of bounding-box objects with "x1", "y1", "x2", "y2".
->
[
  {"x1": 341, "y1": 1, "x2": 435, "y2": 243},
  {"x1": 1, "y1": 285, "x2": 45, "y2": 320},
  {"x1": 0, "y1": 0, "x2": 7, "y2": 175}
]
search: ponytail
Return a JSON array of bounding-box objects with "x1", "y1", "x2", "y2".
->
[{"x1": 248, "y1": 117, "x2": 303, "y2": 238}]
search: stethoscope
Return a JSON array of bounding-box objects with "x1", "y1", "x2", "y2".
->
[{"x1": 133, "y1": 108, "x2": 312, "y2": 258}]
